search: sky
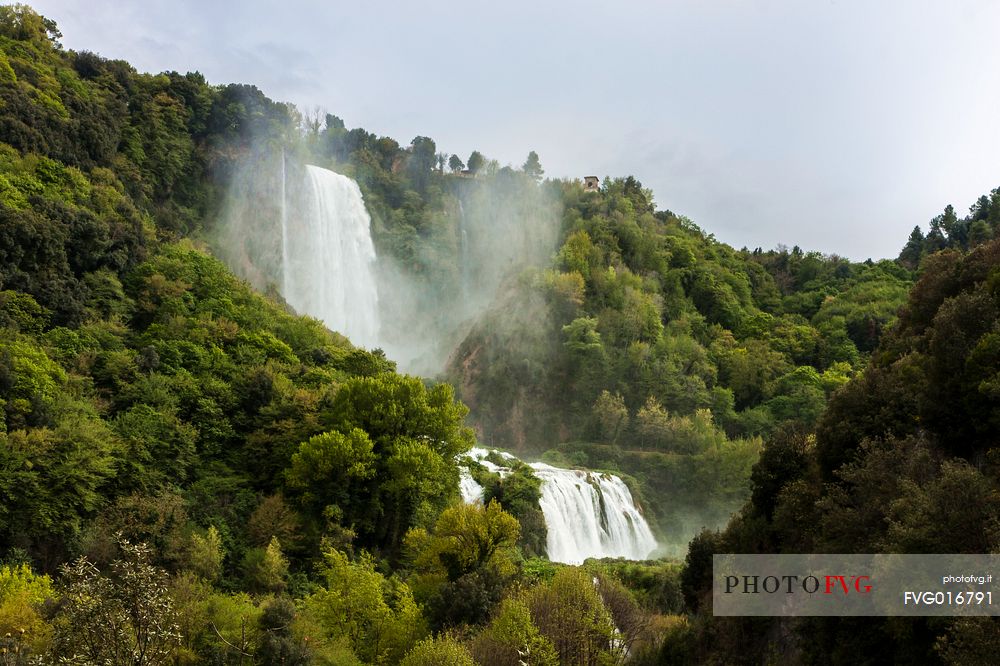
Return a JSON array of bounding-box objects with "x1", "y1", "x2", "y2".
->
[{"x1": 30, "y1": 0, "x2": 1000, "y2": 259}]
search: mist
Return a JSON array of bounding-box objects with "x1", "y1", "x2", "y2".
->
[
  {"x1": 212, "y1": 146, "x2": 285, "y2": 298},
  {"x1": 212, "y1": 140, "x2": 564, "y2": 375},
  {"x1": 377, "y1": 170, "x2": 563, "y2": 375}
]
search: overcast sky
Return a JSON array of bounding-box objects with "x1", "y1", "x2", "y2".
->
[{"x1": 31, "y1": 0, "x2": 1000, "y2": 259}]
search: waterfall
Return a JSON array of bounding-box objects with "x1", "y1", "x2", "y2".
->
[
  {"x1": 282, "y1": 165, "x2": 381, "y2": 348},
  {"x1": 459, "y1": 449, "x2": 657, "y2": 565},
  {"x1": 530, "y1": 463, "x2": 658, "y2": 565},
  {"x1": 459, "y1": 468, "x2": 484, "y2": 504},
  {"x1": 280, "y1": 149, "x2": 288, "y2": 295}
]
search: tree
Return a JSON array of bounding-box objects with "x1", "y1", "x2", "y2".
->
[
  {"x1": 936, "y1": 618, "x2": 1000, "y2": 665},
  {"x1": 748, "y1": 425, "x2": 812, "y2": 521},
  {"x1": 467, "y1": 151, "x2": 485, "y2": 174},
  {"x1": 112, "y1": 404, "x2": 198, "y2": 491},
  {"x1": 302, "y1": 548, "x2": 425, "y2": 663},
  {"x1": 764, "y1": 366, "x2": 827, "y2": 426},
  {"x1": 285, "y1": 428, "x2": 377, "y2": 519},
  {"x1": 593, "y1": 390, "x2": 629, "y2": 443},
  {"x1": 247, "y1": 493, "x2": 300, "y2": 548},
  {"x1": 680, "y1": 529, "x2": 722, "y2": 613},
  {"x1": 242, "y1": 537, "x2": 289, "y2": 594},
  {"x1": 0, "y1": 412, "x2": 118, "y2": 554},
  {"x1": 303, "y1": 375, "x2": 474, "y2": 552},
  {"x1": 407, "y1": 501, "x2": 520, "y2": 581},
  {"x1": 525, "y1": 568, "x2": 615, "y2": 665},
  {"x1": 0, "y1": 5, "x2": 62, "y2": 46},
  {"x1": 469, "y1": 596, "x2": 558, "y2": 666},
  {"x1": 925, "y1": 218, "x2": 948, "y2": 253},
  {"x1": 593, "y1": 575, "x2": 652, "y2": 663},
  {"x1": 636, "y1": 396, "x2": 670, "y2": 450},
  {"x1": 169, "y1": 578, "x2": 263, "y2": 665},
  {"x1": 409, "y1": 136, "x2": 437, "y2": 192},
  {"x1": 940, "y1": 204, "x2": 959, "y2": 238},
  {"x1": 522, "y1": 151, "x2": 544, "y2": 180},
  {"x1": 969, "y1": 219, "x2": 992, "y2": 246},
  {"x1": 187, "y1": 525, "x2": 224, "y2": 581},
  {"x1": 710, "y1": 335, "x2": 790, "y2": 410},
  {"x1": 481, "y1": 463, "x2": 547, "y2": 557},
  {"x1": 257, "y1": 597, "x2": 310, "y2": 665},
  {"x1": 883, "y1": 460, "x2": 1000, "y2": 553},
  {"x1": 325, "y1": 375, "x2": 473, "y2": 459},
  {"x1": 410, "y1": 136, "x2": 437, "y2": 172},
  {"x1": 0, "y1": 563, "x2": 54, "y2": 659},
  {"x1": 401, "y1": 635, "x2": 475, "y2": 666},
  {"x1": 448, "y1": 154, "x2": 465, "y2": 173},
  {"x1": 52, "y1": 537, "x2": 180, "y2": 665},
  {"x1": 558, "y1": 230, "x2": 597, "y2": 279},
  {"x1": 404, "y1": 501, "x2": 520, "y2": 627},
  {"x1": 898, "y1": 225, "x2": 924, "y2": 269}
]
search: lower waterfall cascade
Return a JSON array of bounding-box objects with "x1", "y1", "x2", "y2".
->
[{"x1": 459, "y1": 448, "x2": 658, "y2": 565}]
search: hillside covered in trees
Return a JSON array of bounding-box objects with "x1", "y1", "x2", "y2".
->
[{"x1": 0, "y1": 5, "x2": 998, "y2": 664}]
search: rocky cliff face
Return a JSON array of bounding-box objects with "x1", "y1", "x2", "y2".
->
[{"x1": 444, "y1": 278, "x2": 563, "y2": 453}]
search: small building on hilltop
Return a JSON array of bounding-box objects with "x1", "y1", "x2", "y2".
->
[{"x1": 583, "y1": 176, "x2": 599, "y2": 193}]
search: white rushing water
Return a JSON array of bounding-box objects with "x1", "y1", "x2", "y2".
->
[
  {"x1": 281, "y1": 165, "x2": 381, "y2": 348},
  {"x1": 459, "y1": 468, "x2": 484, "y2": 504},
  {"x1": 530, "y1": 463, "x2": 658, "y2": 565},
  {"x1": 459, "y1": 448, "x2": 657, "y2": 564}
]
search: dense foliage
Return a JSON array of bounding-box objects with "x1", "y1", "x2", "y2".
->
[
  {"x1": 673, "y1": 240, "x2": 1000, "y2": 664},
  {"x1": 1, "y1": 5, "x2": 997, "y2": 664}
]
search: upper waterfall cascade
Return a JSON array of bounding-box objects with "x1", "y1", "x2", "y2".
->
[
  {"x1": 281, "y1": 164, "x2": 381, "y2": 348},
  {"x1": 459, "y1": 448, "x2": 658, "y2": 565}
]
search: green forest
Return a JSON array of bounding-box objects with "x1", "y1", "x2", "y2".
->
[{"x1": 0, "y1": 5, "x2": 997, "y2": 664}]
